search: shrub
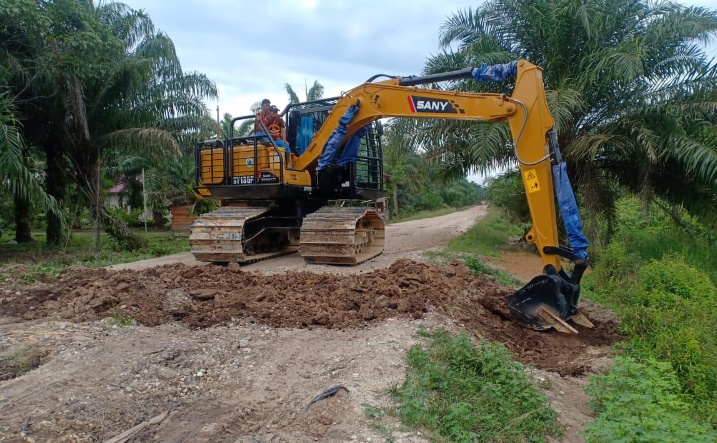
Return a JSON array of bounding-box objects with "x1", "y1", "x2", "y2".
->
[
  {"x1": 391, "y1": 329, "x2": 559, "y2": 442},
  {"x1": 583, "y1": 356, "x2": 716, "y2": 443}
]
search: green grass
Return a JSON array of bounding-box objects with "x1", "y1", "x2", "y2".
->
[
  {"x1": 109, "y1": 309, "x2": 137, "y2": 327},
  {"x1": 447, "y1": 209, "x2": 523, "y2": 256},
  {"x1": 583, "y1": 356, "x2": 717, "y2": 442},
  {"x1": 389, "y1": 206, "x2": 470, "y2": 224},
  {"x1": 0, "y1": 230, "x2": 188, "y2": 280},
  {"x1": 386, "y1": 329, "x2": 560, "y2": 442}
]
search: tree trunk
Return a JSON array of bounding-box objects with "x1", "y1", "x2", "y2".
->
[
  {"x1": 392, "y1": 184, "x2": 399, "y2": 215},
  {"x1": 81, "y1": 153, "x2": 147, "y2": 251},
  {"x1": 152, "y1": 207, "x2": 165, "y2": 228},
  {"x1": 45, "y1": 145, "x2": 67, "y2": 245},
  {"x1": 93, "y1": 155, "x2": 102, "y2": 251},
  {"x1": 13, "y1": 193, "x2": 33, "y2": 243}
]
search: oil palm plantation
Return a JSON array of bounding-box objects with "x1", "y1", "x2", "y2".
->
[
  {"x1": 423, "y1": 0, "x2": 717, "y2": 240},
  {"x1": 382, "y1": 118, "x2": 429, "y2": 214},
  {"x1": 2, "y1": 1, "x2": 217, "y2": 248}
]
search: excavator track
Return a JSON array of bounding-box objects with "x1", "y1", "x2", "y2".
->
[
  {"x1": 189, "y1": 206, "x2": 298, "y2": 263},
  {"x1": 300, "y1": 206, "x2": 385, "y2": 265}
]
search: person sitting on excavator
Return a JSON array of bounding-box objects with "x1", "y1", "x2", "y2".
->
[
  {"x1": 266, "y1": 105, "x2": 290, "y2": 149},
  {"x1": 254, "y1": 98, "x2": 272, "y2": 134},
  {"x1": 254, "y1": 99, "x2": 289, "y2": 149}
]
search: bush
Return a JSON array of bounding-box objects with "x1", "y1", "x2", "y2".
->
[
  {"x1": 485, "y1": 171, "x2": 530, "y2": 224},
  {"x1": 416, "y1": 189, "x2": 445, "y2": 211},
  {"x1": 392, "y1": 329, "x2": 559, "y2": 442},
  {"x1": 584, "y1": 251, "x2": 717, "y2": 424},
  {"x1": 583, "y1": 356, "x2": 716, "y2": 443}
]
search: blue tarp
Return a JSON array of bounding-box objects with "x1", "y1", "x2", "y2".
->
[
  {"x1": 297, "y1": 116, "x2": 313, "y2": 155},
  {"x1": 471, "y1": 61, "x2": 518, "y2": 82},
  {"x1": 317, "y1": 104, "x2": 359, "y2": 171},
  {"x1": 552, "y1": 162, "x2": 589, "y2": 259},
  {"x1": 337, "y1": 124, "x2": 370, "y2": 166}
]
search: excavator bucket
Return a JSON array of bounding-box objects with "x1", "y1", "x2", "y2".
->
[
  {"x1": 504, "y1": 275, "x2": 578, "y2": 334},
  {"x1": 504, "y1": 257, "x2": 593, "y2": 334}
]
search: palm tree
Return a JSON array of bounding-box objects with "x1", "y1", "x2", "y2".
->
[
  {"x1": 425, "y1": 0, "x2": 717, "y2": 240},
  {"x1": 285, "y1": 80, "x2": 325, "y2": 104},
  {"x1": 382, "y1": 118, "x2": 428, "y2": 214},
  {"x1": 0, "y1": 92, "x2": 64, "y2": 242},
  {"x1": 2, "y1": 1, "x2": 217, "y2": 249}
]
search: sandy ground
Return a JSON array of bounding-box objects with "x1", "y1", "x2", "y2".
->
[{"x1": 0, "y1": 206, "x2": 615, "y2": 443}]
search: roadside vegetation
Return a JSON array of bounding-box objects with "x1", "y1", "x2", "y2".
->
[
  {"x1": 365, "y1": 329, "x2": 560, "y2": 443},
  {"x1": 481, "y1": 174, "x2": 717, "y2": 439},
  {"x1": 0, "y1": 230, "x2": 188, "y2": 282},
  {"x1": 581, "y1": 197, "x2": 717, "y2": 435}
]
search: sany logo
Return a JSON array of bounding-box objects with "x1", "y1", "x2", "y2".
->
[{"x1": 408, "y1": 96, "x2": 458, "y2": 113}]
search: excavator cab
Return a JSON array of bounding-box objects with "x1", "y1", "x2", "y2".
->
[{"x1": 284, "y1": 99, "x2": 384, "y2": 198}]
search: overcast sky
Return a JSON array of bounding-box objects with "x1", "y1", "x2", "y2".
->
[{"x1": 121, "y1": 0, "x2": 716, "y2": 183}]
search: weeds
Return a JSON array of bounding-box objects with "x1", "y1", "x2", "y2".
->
[
  {"x1": 0, "y1": 231, "x2": 188, "y2": 282},
  {"x1": 390, "y1": 207, "x2": 467, "y2": 224},
  {"x1": 0, "y1": 346, "x2": 48, "y2": 381},
  {"x1": 389, "y1": 329, "x2": 560, "y2": 442},
  {"x1": 583, "y1": 356, "x2": 717, "y2": 442},
  {"x1": 463, "y1": 255, "x2": 523, "y2": 286},
  {"x1": 361, "y1": 403, "x2": 396, "y2": 442},
  {"x1": 109, "y1": 310, "x2": 137, "y2": 327}
]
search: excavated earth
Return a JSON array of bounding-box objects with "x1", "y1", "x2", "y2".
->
[{"x1": 5, "y1": 259, "x2": 619, "y2": 376}]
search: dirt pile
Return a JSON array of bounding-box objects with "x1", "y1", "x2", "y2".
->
[{"x1": 5, "y1": 259, "x2": 620, "y2": 375}]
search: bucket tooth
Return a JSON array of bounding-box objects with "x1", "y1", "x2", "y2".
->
[
  {"x1": 300, "y1": 207, "x2": 385, "y2": 265},
  {"x1": 568, "y1": 311, "x2": 594, "y2": 328},
  {"x1": 189, "y1": 206, "x2": 297, "y2": 263},
  {"x1": 535, "y1": 306, "x2": 578, "y2": 334}
]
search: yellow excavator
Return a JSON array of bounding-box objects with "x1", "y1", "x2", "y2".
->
[{"x1": 189, "y1": 60, "x2": 593, "y2": 333}]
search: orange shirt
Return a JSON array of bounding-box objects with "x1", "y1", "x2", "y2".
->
[{"x1": 263, "y1": 115, "x2": 285, "y2": 140}]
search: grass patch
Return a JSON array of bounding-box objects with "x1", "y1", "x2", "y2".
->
[
  {"x1": 0, "y1": 346, "x2": 48, "y2": 381},
  {"x1": 464, "y1": 255, "x2": 522, "y2": 286},
  {"x1": 422, "y1": 250, "x2": 522, "y2": 286},
  {"x1": 0, "y1": 230, "x2": 188, "y2": 281},
  {"x1": 388, "y1": 329, "x2": 560, "y2": 442},
  {"x1": 390, "y1": 206, "x2": 469, "y2": 224},
  {"x1": 108, "y1": 310, "x2": 137, "y2": 327},
  {"x1": 447, "y1": 209, "x2": 523, "y2": 256}
]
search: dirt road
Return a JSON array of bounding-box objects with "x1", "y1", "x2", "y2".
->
[
  {"x1": 108, "y1": 205, "x2": 488, "y2": 273},
  {"x1": 0, "y1": 206, "x2": 616, "y2": 442}
]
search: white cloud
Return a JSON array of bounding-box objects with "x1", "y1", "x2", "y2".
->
[
  {"x1": 121, "y1": 0, "x2": 716, "y2": 184},
  {"x1": 119, "y1": 0, "x2": 469, "y2": 117}
]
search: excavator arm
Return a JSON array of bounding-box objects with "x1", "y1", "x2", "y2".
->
[
  {"x1": 299, "y1": 60, "x2": 592, "y2": 333},
  {"x1": 298, "y1": 60, "x2": 562, "y2": 270}
]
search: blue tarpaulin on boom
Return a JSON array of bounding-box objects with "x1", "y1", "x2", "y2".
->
[
  {"x1": 471, "y1": 61, "x2": 518, "y2": 82},
  {"x1": 337, "y1": 124, "x2": 370, "y2": 166},
  {"x1": 317, "y1": 104, "x2": 369, "y2": 170},
  {"x1": 552, "y1": 162, "x2": 589, "y2": 259}
]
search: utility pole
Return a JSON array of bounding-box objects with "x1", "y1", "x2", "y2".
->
[
  {"x1": 142, "y1": 168, "x2": 148, "y2": 234},
  {"x1": 216, "y1": 105, "x2": 221, "y2": 137}
]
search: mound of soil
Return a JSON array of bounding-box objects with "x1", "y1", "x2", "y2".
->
[{"x1": 5, "y1": 259, "x2": 620, "y2": 375}]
